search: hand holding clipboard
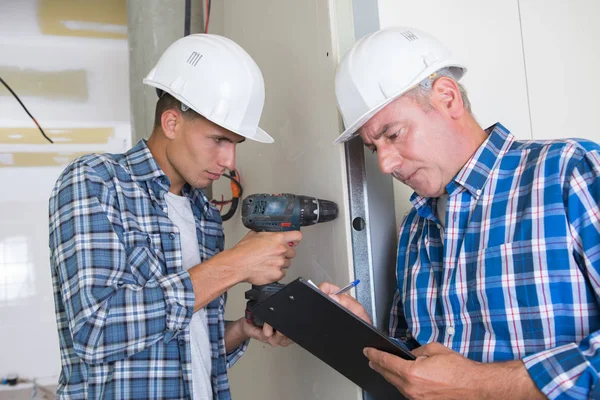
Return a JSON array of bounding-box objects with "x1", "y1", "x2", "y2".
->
[{"x1": 246, "y1": 277, "x2": 415, "y2": 400}]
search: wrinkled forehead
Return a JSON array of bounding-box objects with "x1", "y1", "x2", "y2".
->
[{"x1": 357, "y1": 99, "x2": 402, "y2": 140}]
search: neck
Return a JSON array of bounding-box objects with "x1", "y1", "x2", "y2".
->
[
  {"x1": 146, "y1": 129, "x2": 185, "y2": 194},
  {"x1": 443, "y1": 113, "x2": 489, "y2": 183}
]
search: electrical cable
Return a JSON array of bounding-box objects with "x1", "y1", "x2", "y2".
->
[
  {"x1": 184, "y1": 0, "x2": 191, "y2": 36},
  {"x1": 211, "y1": 169, "x2": 242, "y2": 221},
  {"x1": 205, "y1": 0, "x2": 212, "y2": 33},
  {"x1": 0, "y1": 76, "x2": 53, "y2": 143}
]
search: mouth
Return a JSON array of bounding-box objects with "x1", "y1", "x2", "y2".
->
[
  {"x1": 393, "y1": 170, "x2": 417, "y2": 183},
  {"x1": 207, "y1": 171, "x2": 222, "y2": 180}
]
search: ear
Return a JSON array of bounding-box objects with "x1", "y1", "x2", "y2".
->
[
  {"x1": 161, "y1": 109, "x2": 181, "y2": 140},
  {"x1": 430, "y1": 77, "x2": 465, "y2": 119}
]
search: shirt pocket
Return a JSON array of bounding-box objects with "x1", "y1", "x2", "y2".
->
[{"x1": 123, "y1": 230, "x2": 166, "y2": 285}]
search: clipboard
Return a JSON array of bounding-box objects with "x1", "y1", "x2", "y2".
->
[{"x1": 248, "y1": 277, "x2": 414, "y2": 400}]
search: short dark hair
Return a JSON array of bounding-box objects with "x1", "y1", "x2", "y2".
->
[{"x1": 153, "y1": 92, "x2": 203, "y2": 128}]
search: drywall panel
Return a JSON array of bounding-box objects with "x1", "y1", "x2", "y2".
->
[
  {"x1": 0, "y1": 0, "x2": 131, "y2": 391},
  {"x1": 127, "y1": 0, "x2": 206, "y2": 143},
  {"x1": 377, "y1": 0, "x2": 532, "y2": 230},
  {"x1": 212, "y1": 1, "x2": 360, "y2": 399},
  {"x1": 519, "y1": 0, "x2": 600, "y2": 141}
]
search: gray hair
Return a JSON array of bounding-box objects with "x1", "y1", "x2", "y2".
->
[{"x1": 405, "y1": 67, "x2": 471, "y2": 113}]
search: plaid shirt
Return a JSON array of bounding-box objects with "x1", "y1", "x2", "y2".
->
[
  {"x1": 389, "y1": 123, "x2": 600, "y2": 399},
  {"x1": 49, "y1": 140, "x2": 247, "y2": 399}
]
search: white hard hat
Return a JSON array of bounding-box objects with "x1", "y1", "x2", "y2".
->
[
  {"x1": 144, "y1": 34, "x2": 273, "y2": 143},
  {"x1": 333, "y1": 27, "x2": 466, "y2": 144}
]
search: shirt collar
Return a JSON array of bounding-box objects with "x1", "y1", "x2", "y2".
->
[
  {"x1": 124, "y1": 140, "x2": 217, "y2": 219},
  {"x1": 124, "y1": 139, "x2": 166, "y2": 183},
  {"x1": 410, "y1": 123, "x2": 515, "y2": 213}
]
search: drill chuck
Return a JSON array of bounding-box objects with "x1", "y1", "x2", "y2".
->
[{"x1": 313, "y1": 198, "x2": 337, "y2": 224}]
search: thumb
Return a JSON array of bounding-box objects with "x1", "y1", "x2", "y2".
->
[{"x1": 318, "y1": 282, "x2": 341, "y2": 295}]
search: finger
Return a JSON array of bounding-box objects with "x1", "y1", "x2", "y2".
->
[
  {"x1": 368, "y1": 361, "x2": 407, "y2": 392},
  {"x1": 244, "y1": 323, "x2": 263, "y2": 338},
  {"x1": 335, "y1": 295, "x2": 372, "y2": 324},
  {"x1": 364, "y1": 348, "x2": 409, "y2": 376},
  {"x1": 364, "y1": 347, "x2": 395, "y2": 370},
  {"x1": 281, "y1": 259, "x2": 291, "y2": 269},
  {"x1": 282, "y1": 230, "x2": 303, "y2": 245},
  {"x1": 268, "y1": 332, "x2": 286, "y2": 347},
  {"x1": 262, "y1": 323, "x2": 274, "y2": 338},
  {"x1": 285, "y1": 246, "x2": 296, "y2": 259},
  {"x1": 318, "y1": 282, "x2": 341, "y2": 295},
  {"x1": 411, "y1": 342, "x2": 448, "y2": 358},
  {"x1": 275, "y1": 333, "x2": 293, "y2": 347}
]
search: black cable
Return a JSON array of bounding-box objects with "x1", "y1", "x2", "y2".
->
[
  {"x1": 0, "y1": 76, "x2": 53, "y2": 143},
  {"x1": 205, "y1": 0, "x2": 212, "y2": 33},
  {"x1": 221, "y1": 197, "x2": 239, "y2": 221},
  {"x1": 212, "y1": 171, "x2": 243, "y2": 221},
  {"x1": 184, "y1": 0, "x2": 191, "y2": 36}
]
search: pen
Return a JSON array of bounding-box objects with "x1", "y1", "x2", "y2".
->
[{"x1": 333, "y1": 279, "x2": 360, "y2": 295}]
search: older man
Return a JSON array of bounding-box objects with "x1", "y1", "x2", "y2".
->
[{"x1": 329, "y1": 26, "x2": 600, "y2": 399}]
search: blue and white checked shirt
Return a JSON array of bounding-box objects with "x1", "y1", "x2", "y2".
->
[
  {"x1": 49, "y1": 140, "x2": 247, "y2": 399},
  {"x1": 389, "y1": 124, "x2": 600, "y2": 399}
]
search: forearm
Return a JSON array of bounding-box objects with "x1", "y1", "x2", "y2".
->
[
  {"x1": 224, "y1": 319, "x2": 249, "y2": 353},
  {"x1": 188, "y1": 249, "x2": 247, "y2": 312},
  {"x1": 65, "y1": 269, "x2": 195, "y2": 364},
  {"x1": 477, "y1": 360, "x2": 545, "y2": 400}
]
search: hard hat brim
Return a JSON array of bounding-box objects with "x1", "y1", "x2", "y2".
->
[
  {"x1": 144, "y1": 78, "x2": 274, "y2": 144},
  {"x1": 333, "y1": 60, "x2": 466, "y2": 145}
]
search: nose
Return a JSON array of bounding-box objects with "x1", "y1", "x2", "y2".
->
[
  {"x1": 377, "y1": 143, "x2": 402, "y2": 175},
  {"x1": 218, "y1": 144, "x2": 236, "y2": 171}
]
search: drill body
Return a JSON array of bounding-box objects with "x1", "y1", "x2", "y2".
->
[
  {"x1": 242, "y1": 193, "x2": 338, "y2": 326},
  {"x1": 241, "y1": 193, "x2": 337, "y2": 232}
]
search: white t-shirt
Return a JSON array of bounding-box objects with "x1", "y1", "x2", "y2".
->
[
  {"x1": 165, "y1": 192, "x2": 213, "y2": 400},
  {"x1": 436, "y1": 193, "x2": 449, "y2": 229}
]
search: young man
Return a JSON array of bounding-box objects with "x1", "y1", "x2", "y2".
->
[
  {"x1": 329, "y1": 26, "x2": 600, "y2": 399},
  {"x1": 49, "y1": 34, "x2": 301, "y2": 399}
]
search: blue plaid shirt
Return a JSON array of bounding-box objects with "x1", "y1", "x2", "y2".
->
[
  {"x1": 389, "y1": 124, "x2": 600, "y2": 399},
  {"x1": 49, "y1": 140, "x2": 247, "y2": 399}
]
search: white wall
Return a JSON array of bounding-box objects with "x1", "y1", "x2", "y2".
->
[
  {"x1": 377, "y1": 0, "x2": 599, "y2": 229},
  {"x1": 0, "y1": 0, "x2": 131, "y2": 390},
  {"x1": 519, "y1": 0, "x2": 600, "y2": 141},
  {"x1": 211, "y1": 1, "x2": 361, "y2": 399}
]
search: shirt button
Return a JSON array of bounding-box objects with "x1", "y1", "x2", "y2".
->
[
  {"x1": 146, "y1": 236, "x2": 151, "y2": 244},
  {"x1": 447, "y1": 326, "x2": 455, "y2": 335},
  {"x1": 169, "y1": 233, "x2": 176, "y2": 240},
  {"x1": 476, "y1": 189, "x2": 482, "y2": 195}
]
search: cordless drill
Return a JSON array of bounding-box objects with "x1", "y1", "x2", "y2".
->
[{"x1": 242, "y1": 193, "x2": 338, "y2": 326}]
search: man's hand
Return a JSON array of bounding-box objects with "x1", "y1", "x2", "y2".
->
[
  {"x1": 225, "y1": 318, "x2": 292, "y2": 352},
  {"x1": 241, "y1": 320, "x2": 293, "y2": 347},
  {"x1": 223, "y1": 230, "x2": 303, "y2": 285},
  {"x1": 364, "y1": 342, "x2": 545, "y2": 400},
  {"x1": 318, "y1": 282, "x2": 372, "y2": 324},
  {"x1": 188, "y1": 230, "x2": 302, "y2": 312}
]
